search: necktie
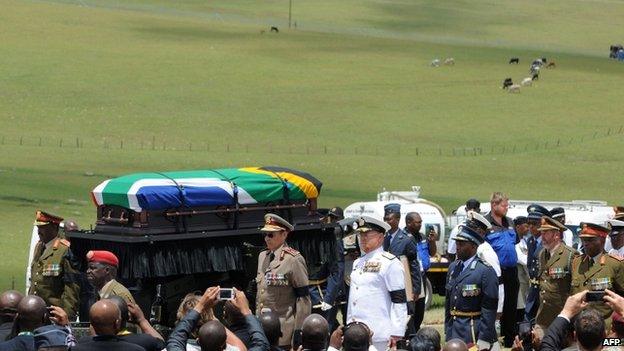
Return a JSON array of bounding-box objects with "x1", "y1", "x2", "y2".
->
[
  {"x1": 269, "y1": 253, "x2": 276, "y2": 262},
  {"x1": 383, "y1": 235, "x2": 391, "y2": 251},
  {"x1": 452, "y1": 261, "x2": 464, "y2": 279},
  {"x1": 262, "y1": 252, "x2": 275, "y2": 271}
]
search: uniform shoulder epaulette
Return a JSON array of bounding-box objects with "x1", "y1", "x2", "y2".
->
[
  {"x1": 381, "y1": 252, "x2": 397, "y2": 260},
  {"x1": 572, "y1": 255, "x2": 583, "y2": 264},
  {"x1": 59, "y1": 239, "x2": 70, "y2": 247},
  {"x1": 609, "y1": 252, "x2": 624, "y2": 261},
  {"x1": 283, "y1": 247, "x2": 300, "y2": 256}
]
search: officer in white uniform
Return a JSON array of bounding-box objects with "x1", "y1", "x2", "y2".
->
[
  {"x1": 347, "y1": 216, "x2": 408, "y2": 351},
  {"x1": 466, "y1": 211, "x2": 505, "y2": 315}
]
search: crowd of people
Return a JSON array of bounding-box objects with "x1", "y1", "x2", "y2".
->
[{"x1": 3, "y1": 193, "x2": 624, "y2": 350}]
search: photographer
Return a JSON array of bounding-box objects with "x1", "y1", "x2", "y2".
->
[{"x1": 540, "y1": 290, "x2": 606, "y2": 351}]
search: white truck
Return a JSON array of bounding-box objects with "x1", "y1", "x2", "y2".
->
[{"x1": 344, "y1": 186, "x2": 449, "y2": 308}]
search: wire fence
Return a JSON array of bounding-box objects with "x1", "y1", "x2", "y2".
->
[{"x1": 1, "y1": 125, "x2": 623, "y2": 157}]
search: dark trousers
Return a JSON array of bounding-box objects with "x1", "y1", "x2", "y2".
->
[
  {"x1": 406, "y1": 297, "x2": 426, "y2": 337},
  {"x1": 501, "y1": 266, "x2": 519, "y2": 347}
]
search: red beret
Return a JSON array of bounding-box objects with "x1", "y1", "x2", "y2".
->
[{"x1": 86, "y1": 250, "x2": 119, "y2": 267}]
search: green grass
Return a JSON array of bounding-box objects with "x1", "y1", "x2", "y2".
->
[{"x1": 1, "y1": 0, "x2": 624, "y2": 291}]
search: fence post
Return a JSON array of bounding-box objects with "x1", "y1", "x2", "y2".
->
[
  {"x1": 416, "y1": 147, "x2": 419, "y2": 156},
  {"x1": 60, "y1": 138, "x2": 63, "y2": 147},
  {"x1": 39, "y1": 137, "x2": 42, "y2": 147},
  {"x1": 19, "y1": 136, "x2": 23, "y2": 146},
  {"x1": 152, "y1": 136, "x2": 156, "y2": 150},
  {"x1": 76, "y1": 138, "x2": 80, "y2": 148},
  {"x1": 120, "y1": 140, "x2": 123, "y2": 149}
]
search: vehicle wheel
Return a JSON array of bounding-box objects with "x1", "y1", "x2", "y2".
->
[{"x1": 424, "y1": 277, "x2": 433, "y2": 310}]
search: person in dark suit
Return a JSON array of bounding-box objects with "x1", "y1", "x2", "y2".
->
[
  {"x1": 525, "y1": 204, "x2": 551, "y2": 323},
  {"x1": 72, "y1": 300, "x2": 144, "y2": 351},
  {"x1": 382, "y1": 203, "x2": 421, "y2": 336},
  {"x1": 445, "y1": 226, "x2": 498, "y2": 350}
]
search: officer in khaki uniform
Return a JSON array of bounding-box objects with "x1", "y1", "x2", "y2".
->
[
  {"x1": 28, "y1": 211, "x2": 80, "y2": 319},
  {"x1": 535, "y1": 216, "x2": 579, "y2": 328},
  {"x1": 86, "y1": 250, "x2": 135, "y2": 305},
  {"x1": 255, "y1": 214, "x2": 311, "y2": 349},
  {"x1": 571, "y1": 222, "x2": 624, "y2": 329}
]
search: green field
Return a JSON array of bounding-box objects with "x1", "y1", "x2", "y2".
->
[{"x1": 1, "y1": 0, "x2": 624, "y2": 291}]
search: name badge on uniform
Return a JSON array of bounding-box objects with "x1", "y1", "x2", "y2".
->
[
  {"x1": 461, "y1": 284, "x2": 480, "y2": 297},
  {"x1": 42, "y1": 264, "x2": 61, "y2": 277},
  {"x1": 548, "y1": 267, "x2": 568, "y2": 279},
  {"x1": 265, "y1": 273, "x2": 289, "y2": 286},
  {"x1": 363, "y1": 261, "x2": 381, "y2": 273},
  {"x1": 590, "y1": 277, "x2": 612, "y2": 291}
]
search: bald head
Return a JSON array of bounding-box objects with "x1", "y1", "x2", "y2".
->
[
  {"x1": 198, "y1": 320, "x2": 227, "y2": 351},
  {"x1": 107, "y1": 296, "x2": 129, "y2": 328},
  {"x1": 0, "y1": 290, "x2": 24, "y2": 322},
  {"x1": 16, "y1": 295, "x2": 47, "y2": 331},
  {"x1": 343, "y1": 323, "x2": 370, "y2": 351},
  {"x1": 442, "y1": 339, "x2": 468, "y2": 351},
  {"x1": 302, "y1": 314, "x2": 329, "y2": 350},
  {"x1": 89, "y1": 300, "x2": 121, "y2": 336},
  {"x1": 259, "y1": 310, "x2": 281, "y2": 346}
]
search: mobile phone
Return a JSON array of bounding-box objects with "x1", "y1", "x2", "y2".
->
[
  {"x1": 586, "y1": 291, "x2": 605, "y2": 302},
  {"x1": 219, "y1": 288, "x2": 234, "y2": 300}
]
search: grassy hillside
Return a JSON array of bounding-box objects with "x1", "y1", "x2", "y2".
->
[{"x1": 1, "y1": 0, "x2": 623, "y2": 290}]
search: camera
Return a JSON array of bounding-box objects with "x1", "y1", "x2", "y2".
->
[
  {"x1": 518, "y1": 321, "x2": 533, "y2": 351},
  {"x1": 219, "y1": 288, "x2": 234, "y2": 301},
  {"x1": 586, "y1": 291, "x2": 605, "y2": 302}
]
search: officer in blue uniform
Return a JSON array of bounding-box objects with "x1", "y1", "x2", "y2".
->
[
  {"x1": 383, "y1": 203, "x2": 421, "y2": 336},
  {"x1": 308, "y1": 207, "x2": 345, "y2": 332},
  {"x1": 445, "y1": 226, "x2": 499, "y2": 349},
  {"x1": 524, "y1": 204, "x2": 550, "y2": 323}
]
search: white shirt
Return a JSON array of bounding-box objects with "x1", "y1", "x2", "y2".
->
[
  {"x1": 478, "y1": 241, "x2": 504, "y2": 313},
  {"x1": 562, "y1": 229, "x2": 574, "y2": 248},
  {"x1": 609, "y1": 247, "x2": 624, "y2": 257},
  {"x1": 516, "y1": 236, "x2": 529, "y2": 267},
  {"x1": 347, "y1": 246, "x2": 407, "y2": 343}
]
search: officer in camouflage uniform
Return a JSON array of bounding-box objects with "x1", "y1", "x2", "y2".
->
[
  {"x1": 256, "y1": 213, "x2": 311, "y2": 349},
  {"x1": 535, "y1": 216, "x2": 579, "y2": 329},
  {"x1": 571, "y1": 222, "x2": 624, "y2": 329},
  {"x1": 28, "y1": 211, "x2": 80, "y2": 319}
]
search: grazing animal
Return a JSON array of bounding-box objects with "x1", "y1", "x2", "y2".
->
[
  {"x1": 508, "y1": 84, "x2": 521, "y2": 93},
  {"x1": 270, "y1": 26, "x2": 279, "y2": 33},
  {"x1": 530, "y1": 65, "x2": 540, "y2": 76},
  {"x1": 431, "y1": 59, "x2": 441, "y2": 67},
  {"x1": 502, "y1": 78, "x2": 513, "y2": 89},
  {"x1": 509, "y1": 57, "x2": 520, "y2": 64},
  {"x1": 546, "y1": 61, "x2": 556, "y2": 68},
  {"x1": 541, "y1": 57, "x2": 547, "y2": 64},
  {"x1": 521, "y1": 77, "x2": 533, "y2": 86},
  {"x1": 444, "y1": 57, "x2": 455, "y2": 65},
  {"x1": 532, "y1": 72, "x2": 539, "y2": 81},
  {"x1": 532, "y1": 59, "x2": 544, "y2": 67}
]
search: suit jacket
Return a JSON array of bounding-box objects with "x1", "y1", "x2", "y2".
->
[
  {"x1": 445, "y1": 257, "x2": 498, "y2": 345},
  {"x1": 384, "y1": 229, "x2": 422, "y2": 296},
  {"x1": 540, "y1": 316, "x2": 569, "y2": 351},
  {"x1": 72, "y1": 335, "x2": 145, "y2": 351}
]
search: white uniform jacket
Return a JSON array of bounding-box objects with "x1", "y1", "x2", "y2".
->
[
  {"x1": 346, "y1": 246, "x2": 408, "y2": 343},
  {"x1": 478, "y1": 241, "x2": 504, "y2": 313}
]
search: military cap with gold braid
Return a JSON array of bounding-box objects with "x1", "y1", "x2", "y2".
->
[
  {"x1": 260, "y1": 213, "x2": 294, "y2": 232},
  {"x1": 34, "y1": 210, "x2": 64, "y2": 226},
  {"x1": 537, "y1": 216, "x2": 567, "y2": 232},
  {"x1": 353, "y1": 215, "x2": 390, "y2": 234},
  {"x1": 579, "y1": 222, "x2": 611, "y2": 238}
]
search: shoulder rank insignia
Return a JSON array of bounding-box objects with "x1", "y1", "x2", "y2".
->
[
  {"x1": 609, "y1": 252, "x2": 624, "y2": 261},
  {"x1": 283, "y1": 247, "x2": 300, "y2": 257},
  {"x1": 381, "y1": 252, "x2": 396, "y2": 260},
  {"x1": 59, "y1": 239, "x2": 70, "y2": 247}
]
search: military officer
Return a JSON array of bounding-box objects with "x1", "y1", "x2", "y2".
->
[
  {"x1": 445, "y1": 226, "x2": 499, "y2": 350},
  {"x1": 524, "y1": 204, "x2": 550, "y2": 323},
  {"x1": 571, "y1": 222, "x2": 624, "y2": 329},
  {"x1": 383, "y1": 203, "x2": 421, "y2": 336},
  {"x1": 86, "y1": 250, "x2": 135, "y2": 305},
  {"x1": 309, "y1": 207, "x2": 344, "y2": 331},
  {"x1": 28, "y1": 210, "x2": 80, "y2": 319},
  {"x1": 346, "y1": 216, "x2": 407, "y2": 351},
  {"x1": 256, "y1": 213, "x2": 311, "y2": 349},
  {"x1": 535, "y1": 216, "x2": 579, "y2": 329}
]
